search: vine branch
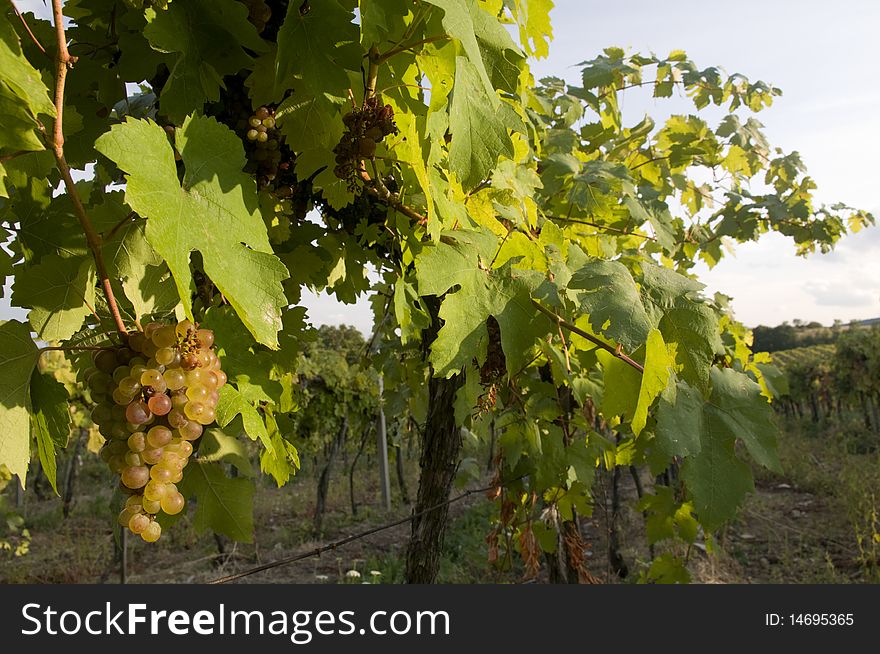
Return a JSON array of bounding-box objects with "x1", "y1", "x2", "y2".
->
[
  {"x1": 546, "y1": 214, "x2": 656, "y2": 241},
  {"x1": 8, "y1": 0, "x2": 48, "y2": 57},
  {"x1": 531, "y1": 299, "x2": 644, "y2": 373},
  {"x1": 48, "y1": 0, "x2": 127, "y2": 334}
]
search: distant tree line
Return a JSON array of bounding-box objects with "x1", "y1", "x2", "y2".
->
[{"x1": 751, "y1": 318, "x2": 875, "y2": 352}]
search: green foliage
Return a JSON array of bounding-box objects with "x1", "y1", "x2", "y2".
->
[{"x1": 0, "y1": 0, "x2": 872, "y2": 569}]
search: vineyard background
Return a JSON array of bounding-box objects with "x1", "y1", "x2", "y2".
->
[{"x1": 4, "y1": 320, "x2": 880, "y2": 584}]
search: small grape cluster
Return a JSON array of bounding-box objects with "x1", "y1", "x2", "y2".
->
[
  {"x1": 87, "y1": 320, "x2": 227, "y2": 542},
  {"x1": 332, "y1": 96, "x2": 399, "y2": 191},
  {"x1": 245, "y1": 105, "x2": 282, "y2": 174}
]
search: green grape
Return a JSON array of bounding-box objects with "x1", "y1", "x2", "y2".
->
[
  {"x1": 186, "y1": 369, "x2": 206, "y2": 387},
  {"x1": 94, "y1": 349, "x2": 118, "y2": 373},
  {"x1": 175, "y1": 319, "x2": 195, "y2": 338},
  {"x1": 143, "y1": 322, "x2": 162, "y2": 339},
  {"x1": 247, "y1": 128, "x2": 259, "y2": 140},
  {"x1": 129, "y1": 513, "x2": 150, "y2": 534},
  {"x1": 124, "y1": 452, "x2": 143, "y2": 467},
  {"x1": 141, "y1": 520, "x2": 161, "y2": 543},
  {"x1": 178, "y1": 421, "x2": 203, "y2": 441},
  {"x1": 143, "y1": 480, "x2": 168, "y2": 501},
  {"x1": 248, "y1": 116, "x2": 262, "y2": 128},
  {"x1": 113, "y1": 388, "x2": 135, "y2": 406},
  {"x1": 121, "y1": 465, "x2": 150, "y2": 489},
  {"x1": 171, "y1": 391, "x2": 189, "y2": 410},
  {"x1": 142, "y1": 497, "x2": 161, "y2": 514},
  {"x1": 140, "y1": 369, "x2": 163, "y2": 388},
  {"x1": 196, "y1": 328, "x2": 215, "y2": 348},
  {"x1": 184, "y1": 401, "x2": 207, "y2": 422},
  {"x1": 257, "y1": 131, "x2": 268, "y2": 143},
  {"x1": 127, "y1": 432, "x2": 147, "y2": 452},
  {"x1": 146, "y1": 425, "x2": 173, "y2": 448},
  {"x1": 155, "y1": 347, "x2": 175, "y2": 365},
  {"x1": 186, "y1": 385, "x2": 209, "y2": 402},
  {"x1": 160, "y1": 492, "x2": 185, "y2": 516},
  {"x1": 152, "y1": 325, "x2": 177, "y2": 348},
  {"x1": 118, "y1": 506, "x2": 140, "y2": 527},
  {"x1": 112, "y1": 366, "x2": 131, "y2": 383},
  {"x1": 89, "y1": 372, "x2": 113, "y2": 394},
  {"x1": 150, "y1": 465, "x2": 174, "y2": 482},
  {"x1": 118, "y1": 376, "x2": 141, "y2": 396},
  {"x1": 164, "y1": 369, "x2": 186, "y2": 391},
  {"x1": 197, "y1": 405, "x2": 216, "y2": 425},
  {"x1": 141, "y1": 447, "x2": 164, "y2": 465}
]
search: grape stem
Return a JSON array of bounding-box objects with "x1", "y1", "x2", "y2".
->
[
  {"x1": 359, "y1": 168, "x2": 428, "y2": 225},
  {"x1": 530, "y1": 299, "x2": 645, "y2": 374},
  {"x1": 8, "y1": 0, "x2": 49, "y2": 58},
  {"x1": 47, "y1": 0, "x2": 128, "y2": 335}
]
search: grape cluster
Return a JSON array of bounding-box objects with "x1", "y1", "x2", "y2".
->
[
  {"x1": 244, "y1": 106, "x2": 282, "y2": 179},
  {"x1": 87, "y1": 320, "x2": 226, "y2": 542},
  {"x1": 333, "y1": 96, "x2": 399, "y2": 191}
]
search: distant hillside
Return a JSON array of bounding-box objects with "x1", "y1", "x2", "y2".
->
[{"x1": 752, "y1": 318, "x2": 880, "y2": 353}]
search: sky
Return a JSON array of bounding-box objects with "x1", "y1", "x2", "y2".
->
[{"x1": 4, "y1": 0, "x2": 878, "y2": 333}]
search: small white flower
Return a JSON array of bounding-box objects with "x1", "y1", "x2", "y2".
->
[
  {"x1": 369, "y1": 570, "x2": 381, "y2": 577},
  {"x1": 345, "y1": 569, "x2": 362, "y2": 578},
  {"x1": 315, "y1": 574, "x2": 329, "y2": 581}
]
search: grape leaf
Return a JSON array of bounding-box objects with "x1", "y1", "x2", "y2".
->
[
  {"x1": 12, "y1": 254, "x2": 96, "y2": 342},
  {"x1": 509, "y1": 0, "x2": 553, "y2": 58},
  {"x1": 143, "y1": 0, "x2": 266, "y2": 120},
  {"x1": 215, "y1": 385, "x2": 286, "y2": 473},
  {"x1": 423, "y1": 0, "x2": 497, "y2": 98},
  {"x1": 197, "y1": 428, "x2": 254, "y2": 477},
  {"x1": 95, "y1": 115, "x2": 289, "y2": 348},
  {"x1": 448, "y1": 56, "x2": 518, "y2": 191},
  {"x1": 416, "y1": 229, "x2": 549, "y2": 377},
  {"x1": 0, "y1": 320, "x2": 38, "y2": 483},
  {"x1": 29, "y1": 370, "x2": 72, "y2": 495},
  {"x1": 630, "y1": 329, "x2": 673, "y2": 434},
  {"x1": 654, "y1": 379, "x2": 704, "y2": 460},
  {"x1": 707, "y1": 367, "x2": 781, "y2": 471},
  {"x1": 655, "y1": 367, "x2": 781, "y2": 530},
  {"x1": 260, "y1": 408, "x2": 299, "y2": 487},
  {"x1": 177, "y1": 460, "x2": 254, "y2": 542},
  {"x1": 568, "y1": 258, "x2": 654, "y2": 352},
  {"x1": 681, "y1": 428, "x2": 754, "y2": 533},
  {"x1": 0, "y1": 15, "x2": 53, "y2": 113},
  {"x1": 274, "y1": 0, "x2": 359, "y2": 96}
]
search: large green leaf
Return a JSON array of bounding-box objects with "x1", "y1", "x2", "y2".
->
[
  {"x1": 568, "y1": 258, "x2": 653, "y2": 352},
  {"x1": 143, "y1": 0, "x2": 266, "y2": 120},
  {"x1": 448, "y1": 56, "x2": 517, "y2": 190},
  {"x1": 29, "y1": 370, "x2": 71, "y2": 495},
  {"x1": 654, "y1": 367, "x2": 780, "y2": 531},
  {"x1": 274, "y1": 0, "x2": 359, "y2": 96},
  {"x1": 12, "y1": 254, "x2": 95, "y2": 341},
  {"x1": 95, "y1": 115, "x2": 289, "y2": 347},
  {"x1": 0, "y1": 321, "x2": 38, "y2": 483},
  {"x1": 416, "y1": 229, "x2": 550, "y2": 377},
  {"x1": 177, "y1": 460, "x2": 255, "y2": 542}
]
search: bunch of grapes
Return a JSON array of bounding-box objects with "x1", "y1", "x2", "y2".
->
[
  {"x1": 244, "y1": 106, "x2": 283, "y2": 180},
  {"x1": 86, "y1": 319, "x2": 226, "y2": 542},
  {"x1": 332, "y1": 96, "x2": 399, "y2": 191}
]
